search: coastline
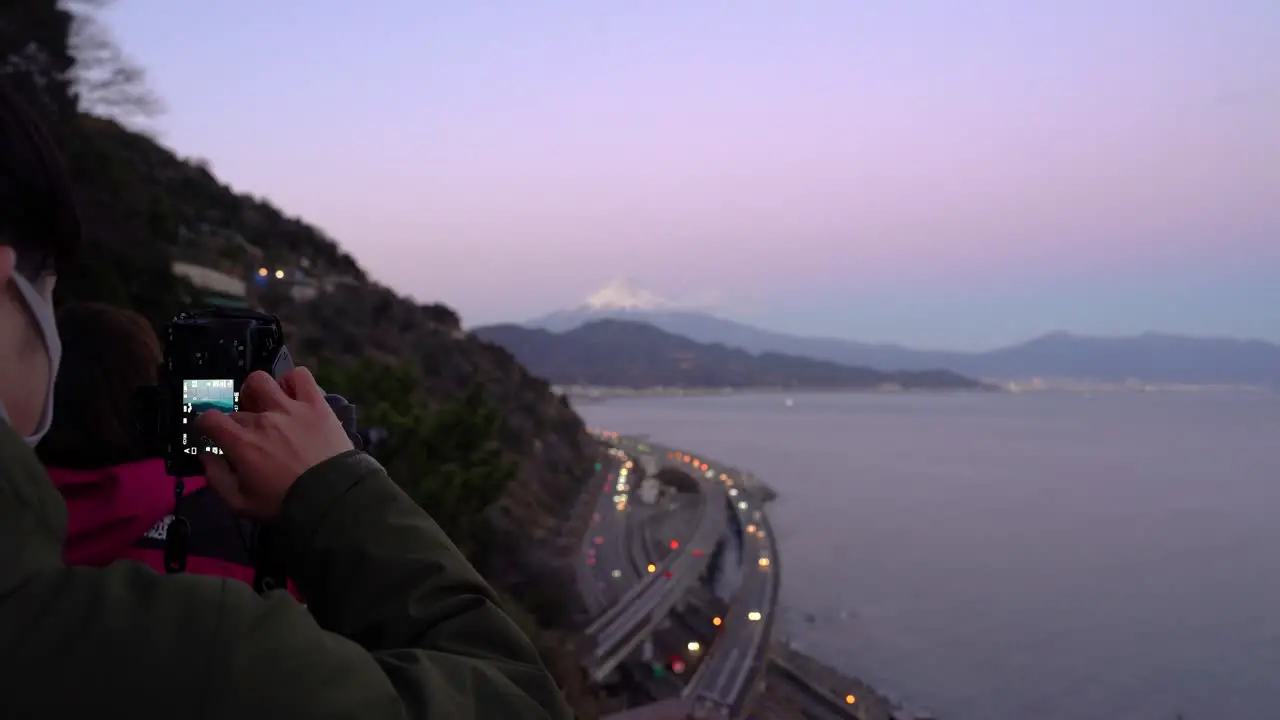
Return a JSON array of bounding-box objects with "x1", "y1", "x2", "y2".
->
[
  {"x1": 595, "y1": 432, "x2": 920, "y2": 719},
  {"x1": 559, "y1": 385, "x2": 991, "y2": 403},
  {"x1": 751, "y1": 481, "x2": 921, "y2": 720},
  {"x1": 562, "y1": 381, "x2": 1272, "y2": 403},
  {"x1": 766, "y1": 642, "x2": 908, "y2": 720}
]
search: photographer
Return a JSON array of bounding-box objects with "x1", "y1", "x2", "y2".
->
[
  {"x1": 39, "y1": 302, "x2": 302, "y2": 597},
  {"x1": 0, "y1": 84, "x2": 572, "y2": 718}
]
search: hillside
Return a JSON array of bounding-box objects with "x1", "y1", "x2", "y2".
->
[
  {"x1": 473, "y1": 319, "x2": 987, "y2": 390},
  {"x1": 528, "y1": 283, "x2": 1280, "y2": 387},
  {"x1": 6, "y1": 4, "x2": 607, "y2": 715}
]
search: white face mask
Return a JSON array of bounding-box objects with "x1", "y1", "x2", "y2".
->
[{"x1": 0, "y1": 272, "x2": 62, "y2": 445}]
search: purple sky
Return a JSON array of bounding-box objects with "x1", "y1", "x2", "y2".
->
[{"x1": 103, "y1": 0, "x2": 1278, "y2": 349}]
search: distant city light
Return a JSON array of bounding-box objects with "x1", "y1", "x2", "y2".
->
[
  {"x1": 274, "y1": 269, "x2": 285, "y2": 279},
  {"x1": 257, "y1": 267, "x2": 268, "y2": 277}
]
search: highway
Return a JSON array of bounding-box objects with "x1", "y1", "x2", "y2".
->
[
  {"x1": 578, "y1": 448, "x2": 637, "y2": 616},
  {"x1": 674, "y1": 460, "x2": 778, "y2": 717},
  {"x1": 581, "y1": 443, "x2": 696, "y2": 610},
  {"x1": 584, "y1": 431, "x2": 864, "y2": 720},
  {"x1": 586, "y1": 492, "x2": 726, "y2": 681},
  {"x1": 583, "y1": 434, "x2": 727, "y2": 682}
]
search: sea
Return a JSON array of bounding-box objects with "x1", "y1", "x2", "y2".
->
[{"x1": 579, "y1": 391, "x2": 1280, "y2": 720}]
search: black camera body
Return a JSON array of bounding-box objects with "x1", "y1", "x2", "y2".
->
[
  {"x1": 141, "y1": 307, "x2": 294, "y2": 477},
  {"x1": 132, "y1": 306, "x2": 360, "y2": 586},
  {"x1": 135, "y1": 307, "x2": 360, "y2": 479}
]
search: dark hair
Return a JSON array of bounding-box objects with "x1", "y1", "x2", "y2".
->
[
  {"x1": 0, "y1": 79, "x2": 80, "y2": 279},
  {"x1": 37, "y1": 303, "x2": 162, "y2": 469}
]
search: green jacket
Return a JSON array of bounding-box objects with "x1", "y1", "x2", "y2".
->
[{"x1": 0, "y1": 421, "x2": 574, "y2": 719}]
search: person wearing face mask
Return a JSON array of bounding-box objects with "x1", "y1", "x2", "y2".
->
[{"x1": 0, "y1": 83, "x2": 573, "y2": 719}]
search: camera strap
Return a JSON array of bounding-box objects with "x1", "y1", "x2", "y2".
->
[
  {"x1": 251, "y1": 523, "x2": 289, "y2": 594},
  {"x1": 163, "y1": 478, "x2": 191, "y2": 574}
]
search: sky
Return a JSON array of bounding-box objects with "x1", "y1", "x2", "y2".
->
[{"x1": 100, "y1": 0, "x2": 1279, "y2": 350}]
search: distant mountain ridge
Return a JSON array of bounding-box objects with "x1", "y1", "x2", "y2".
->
[
  {"x1": 522, "y1": 281, "x2": 1280, "y2": 387},
  {"x1": 472, "y1": 319, "x2": 986, "y2": 391}
]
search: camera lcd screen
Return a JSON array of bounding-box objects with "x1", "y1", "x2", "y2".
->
[{"x1": 180, "y1": 378, "x2": 238, "y2": 456}]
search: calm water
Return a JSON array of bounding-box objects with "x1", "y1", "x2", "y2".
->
[{"x1": 580, "y1": 392, "x2": 1280, "y2": 720}]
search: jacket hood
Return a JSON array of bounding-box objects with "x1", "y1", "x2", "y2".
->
[{"x1": 46, "y1": 458, "x2": 205, "y2": 568}]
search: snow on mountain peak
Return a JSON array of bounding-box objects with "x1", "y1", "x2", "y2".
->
[{"x1": 582, "y1": 278, "x2": 673, "y2": 311}]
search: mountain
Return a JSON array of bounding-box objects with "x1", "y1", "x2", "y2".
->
[
  {"x1": 525, "y1": 282, "x2": 1280, "y2": 387},
  {"x1": 472, "y1": 319, "x2": 986, "y2": 390}
]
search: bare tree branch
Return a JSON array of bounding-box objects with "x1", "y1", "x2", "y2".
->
[{"x1": 64, "y1": 0, "x2": 164, "y2": 124}]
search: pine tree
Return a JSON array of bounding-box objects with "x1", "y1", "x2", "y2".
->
[{"x1": 316, "y1": 358, "x2": 516, "y2": 551}]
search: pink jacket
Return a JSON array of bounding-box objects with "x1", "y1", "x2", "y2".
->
[{"x1": 47, "y1": 458, "x2": 301, "y2": 599}]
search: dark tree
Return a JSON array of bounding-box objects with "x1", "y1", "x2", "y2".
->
[
  {"x1": 66, "y1": 3, "x2": 163, "y2": 125},
  {"x1": 0, "y1": 0, "x2": 79, "y2": 116},
  {"x1": 314, "y1": 359, "x2": 518, "y2": 552}
]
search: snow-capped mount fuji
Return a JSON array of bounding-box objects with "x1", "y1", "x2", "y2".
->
[
  {"x1": 580, "y1": 278, "x2": 675, "y2": 312},
  {"x1": 527, "y1": 279, "x2": 703, "y2": 332}
]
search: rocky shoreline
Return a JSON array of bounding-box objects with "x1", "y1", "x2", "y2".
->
[{"x1": 763, "y1": 643, "x2": 918, "y2": 720}]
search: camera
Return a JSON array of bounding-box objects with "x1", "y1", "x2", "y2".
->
[{"x1": 135, "y1": 307, "x2": 359, "y2": 478}]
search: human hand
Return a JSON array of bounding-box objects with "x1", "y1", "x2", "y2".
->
[{"x1": 196, "y1": 367, "x2": 354, "y2": 520}]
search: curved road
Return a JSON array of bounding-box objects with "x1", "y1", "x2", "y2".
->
[{"x1": 587, "y1": 432, "x2": 862, "y2": 720}]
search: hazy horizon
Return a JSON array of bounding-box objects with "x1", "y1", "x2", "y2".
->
[
  {"x1": 101, "y1": 1, "x2": 1279, "y2": 350},
  {"x1": 520, "y1": 293, "x2": 1280, "y2": 353}
]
